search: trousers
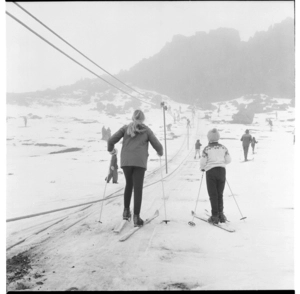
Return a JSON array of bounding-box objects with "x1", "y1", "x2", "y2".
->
[
  {"x1": 206, "y1": 167, "x2": 226, "y2": 217},
  {"x1": 122, "y1": 166, "x2": 146, "y2": 215}
]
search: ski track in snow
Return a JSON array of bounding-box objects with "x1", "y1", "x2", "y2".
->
[{"x1": 6, "y1": 96, "x2": 294, "y2": 290}]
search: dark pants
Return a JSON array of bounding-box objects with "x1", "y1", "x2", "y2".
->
[
  {"x1": 206, "y1": 167, "x2": 226, "y2": 217},
  {"x1": 122, "y1": 166, "x2": 146, "y2": 215},
  {"x1": 243, "y1": 145, "x2": 250, "y2": 160},
  {"x1": 107, "y1": 169, "x2": 118, "y2": 183}
]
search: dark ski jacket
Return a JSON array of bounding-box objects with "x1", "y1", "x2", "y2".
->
[
  {"x1": 241, "y1": 134, "x2": 252, "y2": 147},
  {"x1": 107, "y1": 124, "x2": 163, "y2": 170},
  {"x1": 251, "y1": 138, "x2": 258, "y2": 147},
  {"x1": 195, "y1": 141, "x2": 202, "y2": 149}
]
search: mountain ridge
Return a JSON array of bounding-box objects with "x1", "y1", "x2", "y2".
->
[{"x1": 7, "y1": 17, "x2": 294, "y2": 105}]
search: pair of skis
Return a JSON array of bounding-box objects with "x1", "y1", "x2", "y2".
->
[
  {"x1": 191, "y1": 210, "x2": 235, "y2": 233},
  {"x1": 113, "y1": 208, "x2": 234, "y2": 243},
  {"x1": 113, "y1": 210, "x2": 159, "y2": 242}
]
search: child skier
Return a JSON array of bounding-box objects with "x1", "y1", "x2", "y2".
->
[
  {"x1": 194, "y1": 139, "x2": 202, "y2": 159},
  {"x1": 106, "y1": 148, "x2": 119, "y2": 184},
  {"x1": 251, "y1": 137, "x2": 258, "y2": 154},
  {"x1": 200, "y1": 128, "x2": 231, "y2": 224}
]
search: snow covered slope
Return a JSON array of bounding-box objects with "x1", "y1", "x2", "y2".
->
[{"x1": 6, "y1": 91, "x2": 295, "y2": 291}]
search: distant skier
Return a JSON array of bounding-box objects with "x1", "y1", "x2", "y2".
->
[
  {"x1": 240, "y1": 129, "x2": 252, "y2": 161},
  {"x1": 173, "y1": 112, "x2": 176, "y2": 124},
  {"x1": 187, "y1": 118, "x2": 191, "y2": 128},
  {"x1": 268, "y1": 119, "x2": 273, "y2": 131},
  {"x1": 107, "y1": 127, "x2": 111, "y2": 140},
  {"x1": 23, "y1": 116, "x2": 27, "y2": 127},
  {"x1": 101, "y1": 126, "x2": 107, "y2": 140},
  {"x1": 200, "y1": 128, "x2": 231, "y2": 224},
  {"x1": 107, "y1": 109, "x2": 163, "y2": 227},
  {"x1": 194, "y1": 139, "x2": 202, "y2": 159},
  {"x1": 105, "y1": 148, "x2": 119, "y2": 184},
  {"x1": 293, "y1": 128, "x2": 295, "y2": 145},
  {"x1": 251, "y1": 137, "x2": 258, "y2": 154}
]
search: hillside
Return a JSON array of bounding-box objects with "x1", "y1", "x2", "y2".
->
[
  {"x1": 118, "y1": 17, "x2": 294, "y2": 104},
  {"x1": 7, "y1": 18, "x2": 294, "y2": 108}
]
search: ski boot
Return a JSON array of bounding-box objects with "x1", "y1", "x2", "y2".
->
[
  {"x1": 123, "y1": 208, "x2": 131, "y2": 221},
  {"x1": 133, "y1": 214, "x2": 144, "y2": 227},
  {"x1": 219, "y1": 212, "x2": 227, "y2": 223},
  {"x1": 208, "y1": 215, "x2": 219, "y2": 225}
]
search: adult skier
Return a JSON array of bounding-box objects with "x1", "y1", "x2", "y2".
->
[
  {"x1": 200, "y1": 128, "x2": 231, "y2": 224},
  {"x1": 240, "y1": 129, "x2": 252, "y2": 161},
  {"x1": 107, "y1": 109, "x2": 163, "y2": 227}
]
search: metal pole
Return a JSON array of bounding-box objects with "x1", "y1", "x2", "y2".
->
[
  {"x1": 187, "y1": 124, "x2": 189, "y2": 150},
  {"x1": 161, "y1": 102, "x2": 168, "y2": 174}
]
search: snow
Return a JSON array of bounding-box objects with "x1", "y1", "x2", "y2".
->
[{"x1": 5, "y1": 93, "x2": 296, "y2": 291}]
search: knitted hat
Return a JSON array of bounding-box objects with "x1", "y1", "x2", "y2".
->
[{"x1": 207, "y1": 128, "x2": 220, "y2": 142}]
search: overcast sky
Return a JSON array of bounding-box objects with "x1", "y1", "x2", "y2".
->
[{"x1": 6, "y1": 1, "x2": 294, "y2": 93}]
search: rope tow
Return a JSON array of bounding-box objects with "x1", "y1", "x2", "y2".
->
[
  {"x1": 12, "y1": 2, "x2": 153, "y2": 102},
  {"x1": 6, "y1": 11, "x2": 155, "y2": 106}
]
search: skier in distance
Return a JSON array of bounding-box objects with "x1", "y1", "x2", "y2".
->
[
  {"x1": 200, "y1": 128, "x2": 231, "y2": 224},
  {"x1": 105, "y1": 148, "x2": 119, "y2": 184},
  {"x1": 194, "y1": 139, "x2": 202, "y2": 159},
  {"x1": 251, "y1": 137, "x2": 258, "y2": 154},
  {"x1": 107, "y1": 109, "x2": 163, "y2": 227},
  {"x1": 240, "y1": 129, "x2": 252, "y2": 161}
]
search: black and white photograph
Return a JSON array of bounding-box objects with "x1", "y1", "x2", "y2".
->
[{"x1": 4, "y1": 1, "x2": 297, "y2": 292}]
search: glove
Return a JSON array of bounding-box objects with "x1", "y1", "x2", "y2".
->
[
  {"x1": 111, "y1": 166, "x2": 114, "y2": 170},
  {"x1": 109, "y1": 149, "x2": 116, "y2": 155}
]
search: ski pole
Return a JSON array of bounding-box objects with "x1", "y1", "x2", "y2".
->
[
  {"x1": 98, "y1": 157, "x2": 112, "y2": 223},
  {"x1": 188, "y1": 171, "x2": 204, "y2": 226},
  {"x1": 159, "y1": 156, "x2": 170, "y2": 224},
  {"x1": 226, "y1": 180, "x2": 247, "y2": 221}
]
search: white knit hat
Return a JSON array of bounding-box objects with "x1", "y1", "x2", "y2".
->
[{"x1": 207, "y1": 128, "x2": 220, "y2": 142}]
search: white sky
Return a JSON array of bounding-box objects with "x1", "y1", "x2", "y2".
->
[{"x1": 5, "y1": 1, "x2": 294, "y2": 93}]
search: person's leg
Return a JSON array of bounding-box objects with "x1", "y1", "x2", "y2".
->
[
  {"x1": 243, "y1": 146, "x2": 247, "y2": 160},
  {"x1": 106, "y1": 170, "x2": 113, "y2": 183},
  {"x1": 216, "y1": 167, "x2": 226, "y2": 214},
  {"x1": 206, "y1": 168, "x2": 219, "y2": 217},
  {"x1": 132, "y1": 167, "x2": 146, "y2": 215},
  {"x1": 112, "y1": 169, "x2": 118, "y2": 183},
  {"x1": 122, "y1": 167, "x2": 134, "y2": 209},
  {"x1": 245, "y1": 145, "x2": 249, "y2": 160}
]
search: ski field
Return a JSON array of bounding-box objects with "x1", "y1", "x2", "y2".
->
[{"x1": 6, "y1": 94, "x2": 295, "y2": 291}]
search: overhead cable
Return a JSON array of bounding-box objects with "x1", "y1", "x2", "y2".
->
[
  {"x1": 6, "y1": 11, "x2": 155, "y2": 106},
  {"x1": 13, "y1": 2, "x2": 152, "y2": 102}
]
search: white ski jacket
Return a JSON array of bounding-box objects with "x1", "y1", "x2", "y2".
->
[{"x1": 200, "y1": 142, "x2": 231, "y2": 172}]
